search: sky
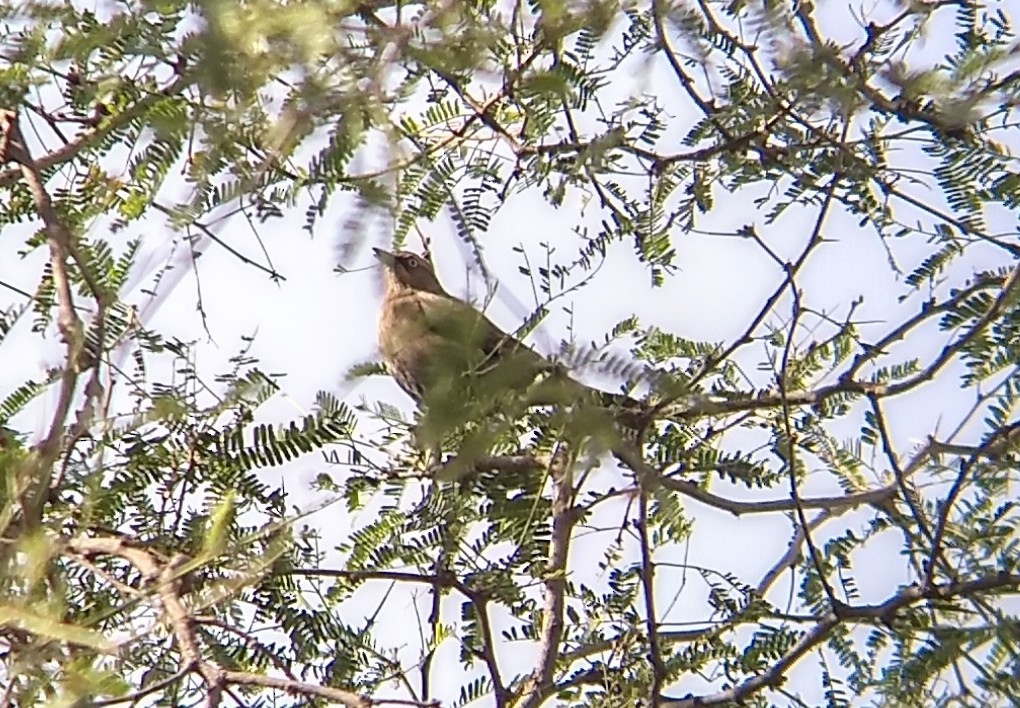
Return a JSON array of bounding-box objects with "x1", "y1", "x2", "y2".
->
[{"x1": 1, "y1": 0, "x2": 1018, "y2": 704}]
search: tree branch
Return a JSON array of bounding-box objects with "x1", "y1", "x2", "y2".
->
[
  {"x1": 664, "y1": 574, "x2": 1020, "y2": 707},
  {"x1": 517, "y1": 445, "x2": 575, "y2": 708},
  {"x1": 0, "y1": 77, "x2": 190, "y2": 188},
  {"x1": 1, "y1": 109, "x2": 87, "y2": 528}
]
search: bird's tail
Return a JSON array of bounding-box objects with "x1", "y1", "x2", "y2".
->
[{"x1": 523, "y1": 367, "x2": 649, "y2": 430}]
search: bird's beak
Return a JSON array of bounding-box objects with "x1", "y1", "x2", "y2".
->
[{"x1": 373, "y1": 247, "x2": 396, "y2": 268}]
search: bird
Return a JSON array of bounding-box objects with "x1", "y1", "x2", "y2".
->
[{"x1": 373, "y1": 248, "x2": 645, "y2": 440}]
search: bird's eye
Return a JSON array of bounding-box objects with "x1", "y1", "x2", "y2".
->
[{"x1": 405, "y1": 257, "x2": 419, "y2": 269}]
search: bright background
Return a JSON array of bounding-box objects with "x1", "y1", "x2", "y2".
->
[{"x1": 1, "y1": 0, "x2": 1017, "y2": 703}]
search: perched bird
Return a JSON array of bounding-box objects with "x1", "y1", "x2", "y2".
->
[{"x1": 373, "y1": 248, "x2": 644, "y2": 435}]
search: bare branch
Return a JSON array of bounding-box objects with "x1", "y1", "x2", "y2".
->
[
  {"x1": 757, "y1": 510, "x2": 837, "y2": 598},
  {"x1": 659, "y1": 476, "x2": 895, "y2": 516},
  {"x1": 221, "y1": 671, "x2": 375, "y2": 708}
]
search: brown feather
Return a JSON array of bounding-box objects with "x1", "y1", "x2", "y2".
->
[{"x1": 373, "y1": 248, "x2": 644, "y2": 426}]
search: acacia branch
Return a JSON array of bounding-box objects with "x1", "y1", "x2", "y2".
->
[
  {"x1": 517, "y1": 127, "x2": 773, "y2": 170},
  {"x1": 1, "y1": 109, "x2": 87, "y2": 528},
  {"x1": 679, "y1": 177, "x2": 840, "y2": 406},
  {"x1": 756, "y1": 509, "x2": 837, "y2": 598},
  {"x1": 842, "y1": 273, "x2": 1008, "y2": 381},
  {"x1": 664, "y1": 573, "x2": 1020, "y2": 707},
  {"x1": 151, "y1": 202, "x2": 286, "y2": 281},
  {"x1": 924, "y1": 417, "x2": 1020, "y2": 588},
  {"x1": 67, "y1": 537, "x2": 224, "y2": 699},
  {"x1": 868, "y1": 394, "x2": 938, "y2": 553},
  {"x1": 0, "y1": 77, "x2": 189, "y2": 188},
  {"x1": 882, "y1": 174, "x2": 1020, "y2": 254},
  {"x1": 287, "y1": 567, "x2": 468, "y2": 593},
  {"x1": 462, "y1": 592, "x2": 507, "y2": 707},
  {"x1": 617, "y1": 432, "x2": 899, "y2": 521},
  {"x1": 517, "y1": 445, "x2": 575, "y2": 708},
  {"x1": 779, "y1": 278, "x2": 840, "y2": 610},
  {"x1": 67, "y1": 535, "x2": 434, "y2": 708},
  {"x1": 672, "y1": 262, "x2": 1019, "y2": 420},
  {"x1": 652, "y1": 0, "x2": 732, "y2": 140},
  {"x1": 636, "y1": 486, "x2": 667, "y2": 700},
  {"x1": 291, "y1": 564, "x2": 506, "y2": 704},
  {"x1": 879, "y1": 266, "x2": 1020, "y2": 397},
  {"x1": 221, "y1": 671, "x2": 374, "y2": 708},
  {"x1": 90, "y1": 667, "x2": 192, "y2": 707},
  {"x1": 659, "y1": 477, "x2": 895, "y2": 516},
  {"x1": 422, "y1": 495, "x2": 457, "y2": 702}
]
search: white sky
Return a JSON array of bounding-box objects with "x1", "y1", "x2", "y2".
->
[{"x1": 1, "y1": 0, "x2": 1018, "y2": 704}]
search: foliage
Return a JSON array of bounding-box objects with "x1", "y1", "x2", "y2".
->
[{"x1": 1, "y1": 0, "x2": 1019, "y2": 705}]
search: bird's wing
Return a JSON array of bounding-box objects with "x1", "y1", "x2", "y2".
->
[
  {"x1": 413, "y1": 292, "x2": 641, "y2": 416},
  {"x1": 416, "y1": 292, "x2": 542, "y2": 368}
]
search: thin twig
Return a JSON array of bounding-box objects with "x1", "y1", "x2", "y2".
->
[{"x1": 778, "y1": 278, "x2": 840, "y2": 610}]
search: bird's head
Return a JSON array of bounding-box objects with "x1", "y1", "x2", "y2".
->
[{"x1": 373, "y1": 248, "x2": 447, "y2": 296}]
